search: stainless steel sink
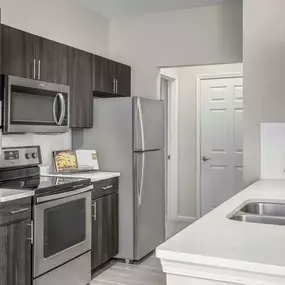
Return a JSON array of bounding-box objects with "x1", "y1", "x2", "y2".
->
[
  {"x1": 229, "y1": 201, "x2": 285, "y2": 226},
  {"x1": 240, "y1": 202, "x2": 285, "y2": 217}
]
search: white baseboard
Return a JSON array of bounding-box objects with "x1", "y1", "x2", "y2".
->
[{"x1": 176, "y1": 216, "x2": 197, "y2": 223}]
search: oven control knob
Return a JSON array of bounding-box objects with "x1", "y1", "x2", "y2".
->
[
  {"x1": 32, "y1": 153, "x2": 38, "y2": 159},
  {"x1": 25, "y1": 153, "x2": 31, "y2": 159}
]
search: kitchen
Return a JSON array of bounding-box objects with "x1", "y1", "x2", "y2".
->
[
  {"x1": 1, "y1": 0, "x2": 285, "y2": 285},
  {"x1": 0, "y1": 2, "x2": 167, "y2": 285},
  {"x1": 0, "y1": 18, "x2": 167, "y2": 285}
]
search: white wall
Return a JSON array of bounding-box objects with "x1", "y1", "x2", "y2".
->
[
  {"x1": 261, "y1": 123, "x2": 285, "y2": 180},
  {"x1": 243, "y1": 0, "x2": 285, "y2": 186},
  {"x1": 163, "y1": 63, "x2": 242, "y2": 220},
  {"x1": 0, "y1": 0, "x2": 110, "y2": 168},
  {"x1": 109, "y1": 1, "x2": 243, "y2": 100},
  {"x1": 0, "y1": 0, "x2": 109, "y2": 56}
]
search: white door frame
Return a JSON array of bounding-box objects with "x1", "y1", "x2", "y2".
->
[
  {"x1": 159, "y1": 73, "x2": 179, "y2": 221},
  {"x1": 195, "y1": 73, "x2": 243, "y2": 218}
]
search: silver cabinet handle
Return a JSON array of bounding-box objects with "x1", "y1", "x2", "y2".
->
[
  {"x1": 112, "y1": 79, "x2": 116, "y2": 93},
  {"x1": 33, "y1": 59, "x2": 36, "y2": 79},
  {"x1": 102, "y1": 185, "x2": 113, "y2": 190},
  {"x1": 38, "y1": 60, "x2": 41, "y2": 80},
  {"x1": 57, "y1": 93, "x2": 66, "y2": 126},
  {"x1": 10, "y1": 208, "x2": 29, "y2": 215},
  {"x1": 115, "y1": 79, "x2": 118, "y2": 94},
  {"x1": 92, "y1": 202, "x2": 97, "y2": 220},
  {"x1": 27, "y1": 221, "x2": 34, "y2": 244}
]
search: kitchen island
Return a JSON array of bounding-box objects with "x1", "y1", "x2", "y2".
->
[{"x1": 157, "y1": 180, "x2": 285, "y2": 285}]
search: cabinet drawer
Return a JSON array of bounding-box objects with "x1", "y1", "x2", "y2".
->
[
  {"x1": 0, "y1": 197, "x2": 31, "y2": 226},
  {"x1": 92, "y1": 178, "x2": 119, "y2": 199}
]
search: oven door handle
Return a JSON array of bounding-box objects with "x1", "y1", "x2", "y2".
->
[
  {"x1": 58, "y1": 93, "x2": 66, "y2": 126},
  {"x1": 53, "y1": 93, "x2": 60, "y2": 125},
  {"x1": 37, "y1": 185, "x2": 93, "y2": 203}
]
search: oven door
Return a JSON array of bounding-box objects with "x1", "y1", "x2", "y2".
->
[
  {"x1": 4, "y1": 75, "x2": 69, "y2": 133},
  {"x1": 33, "y1": 186, "x2": 92, "y2": 278}
]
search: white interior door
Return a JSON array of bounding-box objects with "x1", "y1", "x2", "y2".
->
[{"x1": 200, "y1": 76, "x2": 243, "y2": 216}]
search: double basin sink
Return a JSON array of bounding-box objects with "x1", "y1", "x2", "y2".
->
[{"x1": 229, "y1": 201, "x2": 285, "y2": 226}]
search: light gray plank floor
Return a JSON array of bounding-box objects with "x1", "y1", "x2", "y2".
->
[{"x1": 90, "y1": 253, "x2": 166, "y2": 285}]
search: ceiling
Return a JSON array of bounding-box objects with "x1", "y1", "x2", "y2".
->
[{"x1": 77, "y1": 0, "x2": 226, "y2": 19}]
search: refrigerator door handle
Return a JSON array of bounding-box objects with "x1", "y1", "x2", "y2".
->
[
  {"x1": 138, "y1": 98, "x2": 145, "y2": 151},
  {"x1": 138, "y1": 153, "x2": 145, "y2": 206}
]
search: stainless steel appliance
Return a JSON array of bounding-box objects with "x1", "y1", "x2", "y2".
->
[
  {"x1": 0, "y1": 146, "x2": 92, "y2": 285},
  {"x1": 1, "y1": 75, "x2": 70, "y2": 133},
  {"x1": 73, "y1": 97, "x2": 165, "y2": 262}
]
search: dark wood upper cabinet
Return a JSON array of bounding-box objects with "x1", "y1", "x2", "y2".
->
[
  {"x1": 67, "y1": 47, "x2": 93, "y2": 128},
  {"x1": 93, "y1": 55, "x2": 131, "y2": 97},
  {"x1": 113, "y1": 62, "x2": 131, "y2": 97},
  {"x1": 1, "y1": 24, "x2": 131, "y2": 128},
  {"x1": 35, "y1": 37, "x2": 68, "y2": 85},
  {"x1": 0, "y1": 220, "x2": 32, "y2": 285},
  {"x1": 1, "y1": 24, "x2": 35, "y2": 79},
  {"x1": 93, "y1": 55, "x2": 114, "y2": 95},
  {"x1": 1, "y1": 25, "x2": 68, "y2": 85}
]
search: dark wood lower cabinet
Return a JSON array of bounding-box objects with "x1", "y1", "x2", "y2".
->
[
  {"x1": 0, "y1": 220, "x2": 32, "y2": 285},
  {"x1": 91, "y1": 193, "x2": 119, "y2": 271}
]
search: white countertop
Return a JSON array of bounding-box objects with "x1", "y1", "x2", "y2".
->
[
  {"x1": 44, "y1": 171, "x2": 120, "y2": 182},
  {"x1": 0, "y1": 188, "x2": 34, "y2": 203},
  {"x1": 157, "y1": 180, "x2": 285, "y2": 276}
]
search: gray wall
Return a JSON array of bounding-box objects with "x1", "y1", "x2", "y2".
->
[
  {"x1": 0, "y1": 0, "x2": 109, "y2": 56},
  {"x1": 243, "y1": 0, "x2": 285, "y2": 186},
  {"x1": 109, "y1": 1, "x2": 243, "y2": 100}
]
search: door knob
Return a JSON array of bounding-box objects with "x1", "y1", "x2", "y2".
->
[{"x1": 202, "y1": 156, "x2": 211, "y2": 162}]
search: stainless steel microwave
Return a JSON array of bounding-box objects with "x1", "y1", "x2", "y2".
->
[{"x1": 1, "y1": 75, "x2": 70, "y2": 133}]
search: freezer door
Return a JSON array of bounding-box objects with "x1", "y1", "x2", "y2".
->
[
  {"x1": 134, "y1": 150, "x2": 165, "y2": 260},
  {"x1": 133, "y1": 97, "x2": 164, "y2": 151}
]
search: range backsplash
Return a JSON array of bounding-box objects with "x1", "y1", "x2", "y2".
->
[{"x1": 2, "y1": 132, "x2": 72, "y2": 170}]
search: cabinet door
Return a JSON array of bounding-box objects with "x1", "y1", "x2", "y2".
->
[
  {"x1": 114, "y1": 62, "x2": 131, "y2": 97},
  {"x1": 35, "y1": 36, "x2": 68, "y2": 84},
  {"x1": 106, "y1": 193, "x2": 119, "y2": 258},
  {"x1": 0, "y1": 220, "x2": 32, "y2": 285},
  {"x1": 1, "y1": 25, "x2": 35, "y2": 79},
  {"x1": 93, "y1": 55, "x2": 114, "y2": 95},
  {"x1": 91, "y1": 193, "x2": 119, "y2": 271},
  {"x1": 91, "y1": 196, "x2": 108, "y2": 270},
  {"x1": 67, "y1": 47, "x2": 93, "y2": 128}
]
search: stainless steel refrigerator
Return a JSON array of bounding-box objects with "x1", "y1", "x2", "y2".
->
[{"x1": 72, "y1": 97, "x2": 165, "y2": 262}]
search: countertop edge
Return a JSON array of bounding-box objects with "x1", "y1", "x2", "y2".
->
[
  {"x1": 0, "y1": 191, "x2": 34, "y2": 203},
  {"x1": 156, "y1": 248, "x2": 285, "y2": 277},
  {"x1": 43, "y1": 172, "x2": 120, "y2": 182},
  {"x1": 90, "y1": 173, "x2": 120, "y2": 182}
]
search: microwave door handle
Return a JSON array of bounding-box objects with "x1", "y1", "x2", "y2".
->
[
  {"x1": 53, "y1": 93, "x2": 59, "y2": 125},
  {"x1": 58, "y1": 93, "x2": 66, "y2": 125}
]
